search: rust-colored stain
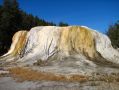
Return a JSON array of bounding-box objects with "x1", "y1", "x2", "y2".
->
[
  {"x1": 9, "y1": 67, "x2": 88, "y2": 82},
  {"x1": 59, "y1": 26, "x2": 96, "y2": 59},
  {"x1": 11, "y1": 31, "x2": 27, "y2": 56}
]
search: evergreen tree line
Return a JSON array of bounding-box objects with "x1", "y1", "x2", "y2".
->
[{"x1": 0, "y1": 0, "x2": 68, "y2": 55}]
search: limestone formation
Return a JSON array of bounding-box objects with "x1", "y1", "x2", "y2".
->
[{"x1": 1, "y1": 26, "x2": 119, "y2": 65}]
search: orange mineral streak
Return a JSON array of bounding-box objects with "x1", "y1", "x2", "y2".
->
[
  {"x1": 59, "y1": 26, "x2": 96, "y2": 59},
  {"x1": 11, "y1": 31, "x2": 27, "y2": 56}
]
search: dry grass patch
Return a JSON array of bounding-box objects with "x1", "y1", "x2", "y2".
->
[
  {"x1": 9, "y1": 67, "x2": 88, "y2": 82},
  {"x1": 89, "y1": 73, "x2": 119, "y2": 83}
]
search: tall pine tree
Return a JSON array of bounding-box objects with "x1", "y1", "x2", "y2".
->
[
  {"x1": 0, "y1": 0, "x2": 22, "y2": 54},
  {"x1": 107, "y1": 21, "x2": 119, "y2": 48},
  {"x1": 59, "y1": 22, "x2": 68, "y2": 26}
]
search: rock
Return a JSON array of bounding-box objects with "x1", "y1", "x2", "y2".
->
[{"x1": 1, "y1": 26, "x2": 119, "y2": 65}]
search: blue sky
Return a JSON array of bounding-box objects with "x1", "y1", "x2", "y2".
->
[{"x1": 0, "y1": 0, "x2": 119, "y2": 33}]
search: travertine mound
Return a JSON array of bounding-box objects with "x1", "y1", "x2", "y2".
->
[{"x1": 1, "y1": 26, "x2": 119, "y2": 65}]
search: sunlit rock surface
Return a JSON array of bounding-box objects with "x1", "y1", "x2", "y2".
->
[
  {"x1": 2, "y1": 26, "x2": 119, "y2": 65},
  {"x1": 4, "y1": 31, "x2": 28, "y2": 56}
]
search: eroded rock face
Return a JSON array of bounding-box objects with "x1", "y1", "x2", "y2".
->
[
  {"x1": 3, "y1": 31, "x2": 28, "y2": 56},
  {"x1": 1, "y1": 26, "x2": 119, "y2": 65}
]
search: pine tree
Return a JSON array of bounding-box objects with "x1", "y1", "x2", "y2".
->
[
  {"x1": 11, "y1": 0, "x2": 22, "y2": 31},
  {"x1": 59, "y1": 22, "x2": 68, "y2": 26},
  {"x1": 0, "y1": 0, "x2": 22, "y2": 54},
  {"x1": 0, "y1": 0, "x2": 12, "y2": 51},
  {"x1": 107, "y1": 21, "x2": 119, "y2": 48}
]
